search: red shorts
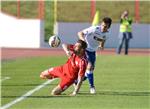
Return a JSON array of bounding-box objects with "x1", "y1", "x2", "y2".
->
[{"x1": 48, "y1": 66, "x2": 74, "y2": 91}]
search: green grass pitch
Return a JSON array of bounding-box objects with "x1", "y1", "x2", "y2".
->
[{"x1": 1, "y1": 55, "x2": 150, "y2": 109}]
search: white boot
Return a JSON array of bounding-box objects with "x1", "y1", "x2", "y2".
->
[{"x1": 90, "y1": 87, "x2": 96, "y2": 94}]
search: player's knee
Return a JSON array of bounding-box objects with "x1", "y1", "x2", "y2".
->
[
  {"x1": 51, "y1": 86, "x2": 62, "y2": 95},
  {"x1": 51, "y1": 89, "x2": 61, "y2": 95},
  {"x1": 87, "y1": 65, "x2": 94, "y2": 71},
  {"x1": 51, "y1": 90, "x2": 56, "y2": 95},
  {"x1": 87, "y1": 62, "x2": 93, "y2": 69}
]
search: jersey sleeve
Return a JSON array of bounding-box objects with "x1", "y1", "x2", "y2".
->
[
  {"x1": 78, "y1": 59, "x2": 87, "y2": 78},
  {"x1": 82, "y1": 26, "x2": 96, "y2": 36}
]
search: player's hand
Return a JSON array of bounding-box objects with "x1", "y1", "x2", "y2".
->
[
  {"x1": 66, "y1": 51, "x2": 71, "y2": 58},
  {"x1": 70, "y1": 91, "x2": 77, "y2": 96},
  {"x1": 99, "y1": 45, "x2": 104, "y2": 50},
  {"x1": 100, "y1": 47, "x2": 104, "y2": 50}
]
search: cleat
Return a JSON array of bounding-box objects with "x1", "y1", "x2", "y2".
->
[{"x1": 90, "y1": 87, "x2": 96, "y2": 94}]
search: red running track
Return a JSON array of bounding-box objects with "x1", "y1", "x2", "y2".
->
[{"x1": 1, "y1": 47, "x2": 150, "y2": 60}]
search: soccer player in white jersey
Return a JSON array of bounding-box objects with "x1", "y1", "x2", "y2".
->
[{"x1": 78, "y1": 17, "x2": 112, "y2": 94}]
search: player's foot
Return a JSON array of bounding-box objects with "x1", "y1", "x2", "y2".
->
[
  {"x1": 90, "y1": 87, "x2": 96, "y2": 94},
  {"x1": 73, "y1": 83, "x2": 76, "y2": 89}
]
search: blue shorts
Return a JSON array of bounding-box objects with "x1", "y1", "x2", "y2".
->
[{"x1": 85, "y1": 50, "x2": 96, "y2": 68}]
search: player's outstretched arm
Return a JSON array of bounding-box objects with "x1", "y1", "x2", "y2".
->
[
  {"x1": 78, "y1": 31, "x2": 86, "y2": 42},
  {"x1": 71, "y1": 76, "x2": 83, "y2": 96},
  {"x1": 99, "y1": 40, "x2": 105, "y2": 50},
  {"x1": 62, "y1": 43, "x2": 71, "y2": 58}
]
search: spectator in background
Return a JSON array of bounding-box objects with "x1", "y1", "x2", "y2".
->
[{"x1": 116, "y1": 10, "x2": 133, "y2": 55}]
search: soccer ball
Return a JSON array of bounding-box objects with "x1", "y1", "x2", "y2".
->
[{"x1": 48, "y1": 35, "x2": 61, "y2": 47}]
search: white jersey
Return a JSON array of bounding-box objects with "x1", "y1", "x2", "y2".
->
[{"x1": 82, "y1": 25, "x2": 109, "y2": 52}]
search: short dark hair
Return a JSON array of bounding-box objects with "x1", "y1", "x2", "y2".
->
[
  {"x1": 77, "y1": 40, "x2": 87, "y2": 49},
  {"x1": 102, "y1": 17, "x2": 112, "y2": 28}
]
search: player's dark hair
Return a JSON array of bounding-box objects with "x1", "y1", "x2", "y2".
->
[
  {"x1": 102, "y1": 17, "x2": 112, "y2": 28},
  {"x1": 77, "y1": 40, "x2": 87, "y2": 49}
]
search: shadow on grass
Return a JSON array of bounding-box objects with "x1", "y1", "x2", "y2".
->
[
  {"x1": 2, "y1": 95, "x2": 72, "y2": 98},
  {"x1": 2, "y1": 91, "x2": 150, "y2": 99},
  {"x1": 79, "y1": 91, "x2": 150, "y2": 96},
  {"x1": 1, "y1": 83, "x2": 57, "y2": 87}
]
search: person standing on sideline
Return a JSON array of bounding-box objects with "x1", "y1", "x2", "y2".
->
[
  {"x1": 116, "y1": 10, "x2": 133, "y2": 55},
  {"x1": 78, "y1": 17, "x2": 112, "y2": 94}
]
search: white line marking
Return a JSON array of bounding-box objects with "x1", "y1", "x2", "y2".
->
[
  {"x1": 0, "y1": 77, "x2": 10, "y2": 82},
  {"x1": 0, "y1": 79, "x2": 54, "y2": 109}
]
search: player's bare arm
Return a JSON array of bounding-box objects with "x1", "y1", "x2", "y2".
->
[
  {"x1": 99, "y1": 40, "x2": 105, "y2": 50},
  {"x1": 78, "y1": 31, "x2": 86, "y2": 41},
  {"x1": 62, "y1": 43, "x2": 71, "y2": 58},
  {"x1": 71, "y1": 76, "x2": 83, "y2": 96},
  {"x1": 94, "y1": 37, "x2": 105, "y2": 50}
]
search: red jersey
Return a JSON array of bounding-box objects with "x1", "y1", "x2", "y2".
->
[
  {"x1": 47, "y1": 44, "x2": 87, "y2": 90},
  {"x1": 62, "y1": 45, "x2": 87, "y2": 80}
]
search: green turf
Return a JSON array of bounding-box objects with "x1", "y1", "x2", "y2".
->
[{"x1": 1, "y1": 55, "x2": 150, "y2": 109}]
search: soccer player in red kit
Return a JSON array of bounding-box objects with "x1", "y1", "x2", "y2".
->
[{"x1": 40, "y1": 40, "x2": 87, "y2": 96}]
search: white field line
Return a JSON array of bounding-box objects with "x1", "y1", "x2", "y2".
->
[
  {"x1": 0, "y1": 77, "x2": 10, "y2": 82},
  {"x1": 0, "y1": 79, "x2": 55, "y2": 109}
]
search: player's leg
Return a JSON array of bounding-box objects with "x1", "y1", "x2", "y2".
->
[
  {"x1": 51, "y1": 77, "x2": 73, "y2": 95},
  {"x1": 51, "y1": 85, "x2": 63, "y2": 95},
  {"x1": 85, "y1": 50, "x2": 96, "y2": 94},
  {"x1": 40, "y1": 66, "x2": 68, "y2": 95},
  {"x1": 86, "y1": 62, "x2": 95, "y2": 94},
  {"x1": 40, "y1": 68, "x2": 54, "y2": 79},
  {"x1": 40, "y1": 66, "x2": 63, "y2": 79}
]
